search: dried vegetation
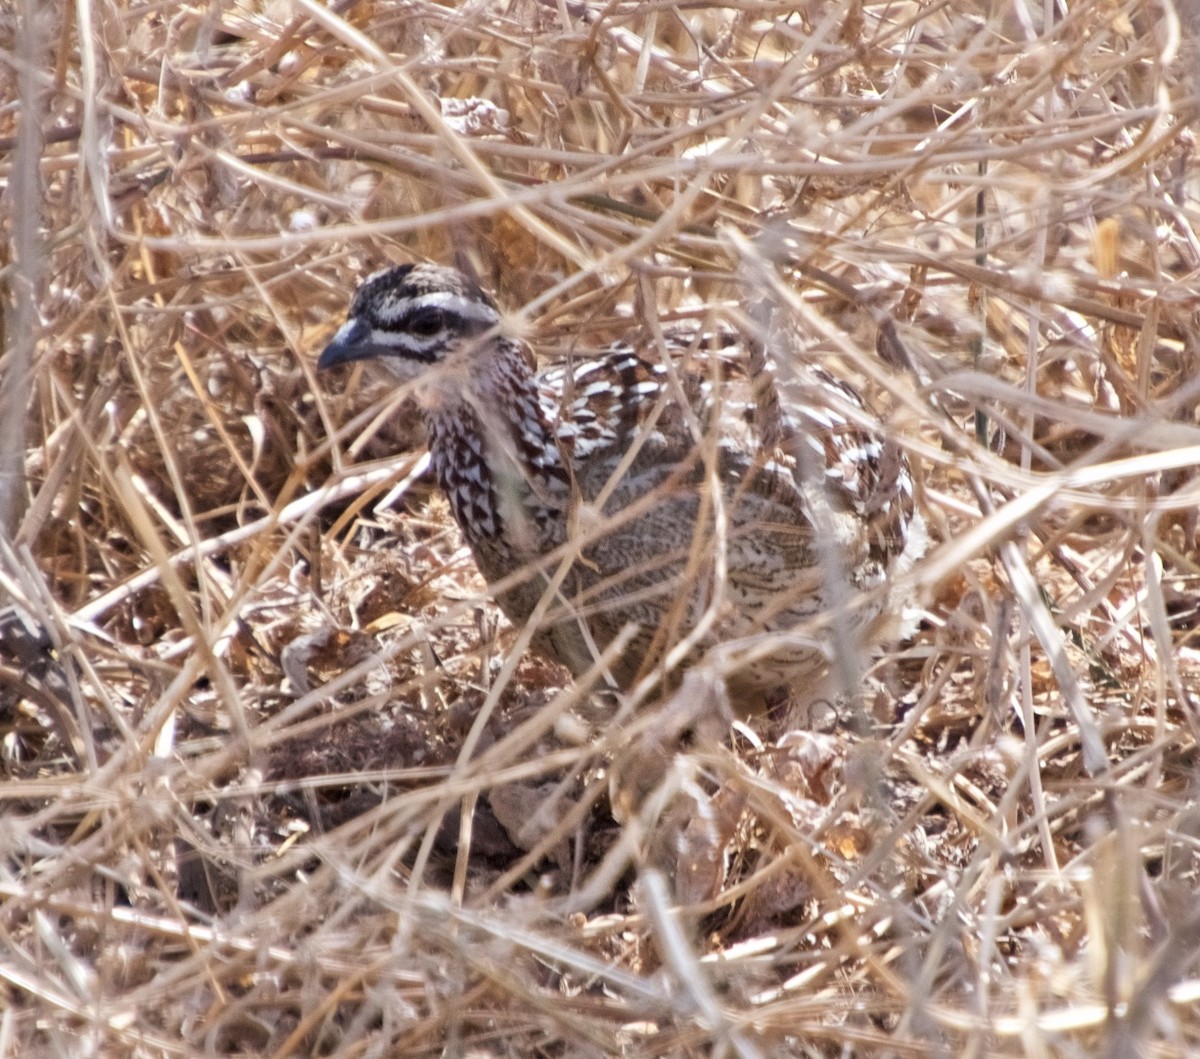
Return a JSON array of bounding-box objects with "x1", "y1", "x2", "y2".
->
[{"x1": 3, "y1": 0, "x2": 1200, "y2": 1055}]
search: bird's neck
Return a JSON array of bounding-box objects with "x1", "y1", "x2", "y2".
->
[{"x1": 423, "y1": 337, "x2": 570, "y2": 554}]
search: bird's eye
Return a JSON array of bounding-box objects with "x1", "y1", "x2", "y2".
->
[{"x1": 407, "y1": 309, "x2": 445, "y2": 337}]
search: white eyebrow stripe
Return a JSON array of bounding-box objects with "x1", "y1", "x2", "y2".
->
[
  {"x1": 407, "y1": 291, "x2": 500, "y2": 324},
  {"x1": 369, "y1": 329, "x2": 437, "y2": 356}
]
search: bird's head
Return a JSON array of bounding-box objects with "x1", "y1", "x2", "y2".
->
[{"x1": 318, "y1": 264, "x2": 502, "y2": 379}]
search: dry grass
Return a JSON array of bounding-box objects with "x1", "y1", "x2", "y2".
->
[{"x1": 3, "y1": 0, "x2": 1200, "y2": 1055}]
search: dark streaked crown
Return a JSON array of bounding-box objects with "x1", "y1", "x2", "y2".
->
[{"x1": 318, "y1": 263, "x2": 502, "y2": 371}]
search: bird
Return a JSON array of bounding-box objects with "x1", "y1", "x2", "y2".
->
[{"x1": 317, "y1": 263, "x2": 925, "y2": 701}]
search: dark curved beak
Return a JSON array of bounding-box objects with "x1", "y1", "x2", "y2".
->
[{"x1": 317, "y1": 318, "x2": 379, "y2": 370}]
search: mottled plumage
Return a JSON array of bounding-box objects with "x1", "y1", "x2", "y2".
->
[{"x1": 318, "y1": 263, "x2": 924, "y2": 695}]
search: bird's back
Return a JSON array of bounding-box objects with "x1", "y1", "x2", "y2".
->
[{"x1": 516, "y1": 327, "x2": 917, "y2": 692}]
